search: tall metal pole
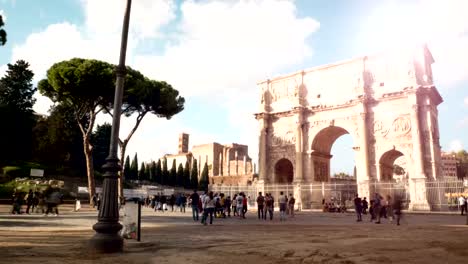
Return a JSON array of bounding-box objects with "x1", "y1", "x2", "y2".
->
[{"x1": 90, "y1": 0, "x2": 132, "y2": 253}]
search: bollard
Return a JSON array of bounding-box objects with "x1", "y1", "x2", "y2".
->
[{"x1": 137, "y1": 200, "x2": 141, "y2": 241}]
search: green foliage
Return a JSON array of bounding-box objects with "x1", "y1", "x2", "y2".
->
[
  {"x1": 123, "y1": 155, "x2": 131, "y2": 180},
  {"x1": 183, "y1": 160, "x2": 190, "y2": 189},
  {"x1": 176, "y1": 163, "x2": 184, "y2": 187},
  {"x1": 0, "y1": 15, "x2": 6, "y2": 45},
  {"x1": 199, "y1": 162, "x2": 209, "y2": 191},
  {"x1": 190, "y1": 159, "x2": 198, "y2": 190},
  {"x1": 91, "y1": 123, "x2": 111, "y2": 172},
  {"x1": 0, "y1": 60, "x2": 37, "y2": 163},
  {"x1": 162, "y1": 157, "x2": 168, "y2": 185},
  {"x1": 130, "y1": 153, "x2": 138, "y2": 181},
  {"x1": 0, "y1": 184, "x2": 14, "y2": 198},
  {"x1": 393, "y1": 164, "x2": 405, "y2": 176},
  {"x1": 31, "y1": 104, "x2": 85, "y2": 174},
  {"x1": 2, "y1": 166, "x2": 25, "y2": 178},
  {"x1": 170, "y1": 159, "x2": 177, "y2": 186}
]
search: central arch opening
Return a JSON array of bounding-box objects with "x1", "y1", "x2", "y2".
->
[
  {"x1": 379, "y1": 149, "x2": 404, "y2": 181},
  {"x1": 310, "y1": 126, "x2": 357, "y2": 206},
  {"x1": 274, "y1": 158, "x2": 293, "y2": 183},
  {"x1": 311, "y1": 126, "x2": 355, "y2": 181}
]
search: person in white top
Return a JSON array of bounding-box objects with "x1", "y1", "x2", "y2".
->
[
  {"x1": 458, "y1": 196, "x2": 466, "y2": 215},
  {"x1": 236, "y1": 193, "x2": 244, "y2": 219},
  {"x1": 201, "y1": 191, "x2": 215, "y2": 225}
]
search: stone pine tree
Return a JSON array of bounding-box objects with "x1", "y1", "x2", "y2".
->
[
  {"x1": 190, "y1": 159, "x2": 198, "y2": 190},
  {"x1": 0, "y1": 15, "x2": 6, "y2": 46},
  {"x1": 170, "y1": 159, "x2": 177, "y2": 186},
  {"x1": 176, "y1": 163, "x2": 184, "y2": 187},
  {"x1": 199, "y1": 162, "x2": 209, "y2": 191},
  {"x1": 123, "y1": 155, "x2": 131, "y2": 181},
  {"x1": 183, "y1": 160, "x2": 190, "y2": 189},
  {"x1": 155, "y1": 159, "x2": 162, "y2": 184},
  {"x1": 130, "y1": 153, "x2": 139, "y2": 181},
  {"x1": 162, "y1": 157, "x2": 168, "y2": 185},
  {"x1": 139, "y1": 162, "x2": 146, "y2": 181}
]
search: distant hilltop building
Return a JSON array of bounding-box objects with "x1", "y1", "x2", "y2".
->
[{"x1": 162, "y1": 133, "x2": 256, "y2": 185}]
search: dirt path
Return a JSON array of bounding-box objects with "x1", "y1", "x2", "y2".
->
[{"x1": 0, "y1": 209, "x2": 467, "y2": 263}]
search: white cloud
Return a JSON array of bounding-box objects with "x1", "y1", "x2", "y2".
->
[
  {"x1": 449, "y1": 140, "x2": 464, "y2": 152},
  {"x1": 134, "y1": 0, "x2": 319, "y2": 98},
  {"x1": 130, "y1": 1, "x2": 319, "y2": 163},
  {"x1": 355, "y1": 0, "x2": 468, "y2": 87},
  {"x1": 81, "y1": 0, "x2": 176, "y2": 39},
  {"x1": 3, "y1": 0, "x2": 319, "y2": 163}
]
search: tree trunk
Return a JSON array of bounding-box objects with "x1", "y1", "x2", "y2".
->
[
  {"x1": 118, "y1": 141, "x2": 128, "y2": 200},
  {"x1": 84, "y1": 137, "x2": 96, "y2": 205}
]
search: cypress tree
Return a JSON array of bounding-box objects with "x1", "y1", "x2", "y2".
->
[
  {"x1": 190, "y1": 159, "x2": 198, "y2": 190},
  {"x1": 155, "y1": 159, "x2": 162, "y2": 184},
  {"x1": 130, "y1": 153, "x2": 138, "y2": 180},
  {"x1": 176, "y1": 163, "x2": 184, "y2": 187},
  {"x1": 139, "y1": 162, "x2": 146, "y2": 181},
  {"x1": 170, "y1": 159, "x2": 177, "y2": 186},
  {"x1": 162, "y1": 157, "x2": 168, "y2": 185},
  {"x1": 123, "y1": 155, "x2": 131, "y2": 181},
  {"x1": 199, "y1": 162, "x2": 209, "y2": 191},
  {"x1": 149, "y1": 161, "x2": 156, "y2": 182},
  {"x1": 183, "y1": 160, "x2": 190, "y2": 189}
]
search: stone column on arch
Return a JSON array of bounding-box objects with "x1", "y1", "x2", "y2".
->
[
  {"x1": 293, "y1": 107, "x2": 304, "y2": 212},
  {"x1": 257, "y1": 113, "x2": 269, "y2": 183},
  {"x1": 294, "y1": 107, "x2": 304, "y2": 183},
  {"x1": 356, "y1": 108, "x2": 371, "y2": 200},
  {"x1": 408, "y1": 94, "x2": 430, "y2": 210}
]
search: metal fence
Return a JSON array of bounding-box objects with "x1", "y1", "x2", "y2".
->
[{"x1": 210, "y1": 179, "x2": 468, "y2": 211}]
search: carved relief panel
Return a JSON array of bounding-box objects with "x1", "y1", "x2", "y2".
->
[{"x1": 373, "y1": 114, "x2": 411, "y2": 140}]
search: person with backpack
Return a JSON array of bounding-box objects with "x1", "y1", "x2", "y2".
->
[
  {"x1": 256, "y1": 192, "x2": 265, "y2": 220},
  {"x1": 201, "y1": 191, "x2": 215, "y2": 225}
]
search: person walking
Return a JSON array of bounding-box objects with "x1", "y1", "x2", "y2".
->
[
  {"x1": 362, "y1": 197, "x2": 368, "y2": 215},
  {"x1": 393, "y1": 195, "x2": 403, "y2": 225},
  {"x1": 374, "y1": 193, "x2": 383, "y2": 224},
  {"x1": 278, "y1": 191, "x2": 287, "y2": 221},
  {"x1": 354, "y1": 194, "x2": 362, "y2": 222},
  {"x1": 458, "y1": 195, "x2": 466, "y2": 215},
  {"x1": 25, "y1": 190, "x2": 34, "y2": 214},
  {"x1": 236, "y1": 193, "x2": 244, "y2": 219},
  {"x1": 190, "y1": 190, "x2": 200, "y2": 221},
  {"x1": 256, "y1": 192, "x2": 265, "y2": 220},
  {"x1": 288, "y1": 194, "x2": 296, "y2": 218}
]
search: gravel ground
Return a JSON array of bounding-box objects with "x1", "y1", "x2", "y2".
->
[{"x1": 0, "y1": 205, "x2": 467, "y2": 264}]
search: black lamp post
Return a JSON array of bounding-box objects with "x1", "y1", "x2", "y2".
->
[{"x1": 89, "y1": 0, "x2": 132, "y2": 253}]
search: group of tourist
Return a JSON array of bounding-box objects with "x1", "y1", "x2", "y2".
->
[
  {"x1": 11, "y1": 187, "x2": 63, "y2": 216},
  {"x1": 143, "y1": 193, "x2": 188, "y2": 213},
  {"x1": 185, "y1": 190, "x2": 297, "y2": 226},
  {"x1": 353, "y1": 193, "x2": 403, "y2": 225}
]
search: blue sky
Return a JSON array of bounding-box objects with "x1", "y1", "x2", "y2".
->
[{"x1": 1, "y1": 0, "x2": 467, "y2": 175}]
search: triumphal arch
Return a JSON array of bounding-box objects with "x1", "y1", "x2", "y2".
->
[{"x1": 255, "y1": 45, "x2": 443, "y2": 210}]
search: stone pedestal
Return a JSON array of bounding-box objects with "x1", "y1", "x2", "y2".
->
[
  {"x1": 293, "y1": 182, "x2": 302, "y2": 211},
  {"x1": 357, "y1": 180, "x2": 371, "y2": 200},
  {"x1": 408, "y1": 178, "x2": 430, "y2": 211}
]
